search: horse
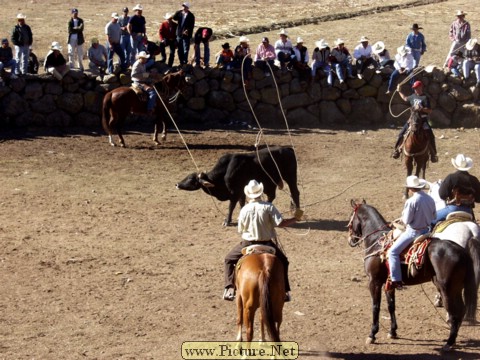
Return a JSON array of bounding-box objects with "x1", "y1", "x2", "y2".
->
[
  {"x1": 101, "y1": 69, "x2": 188, "y2": 147},
  {"x1": 347, "y1": 200, "x2": 477, "y2": 351},
  {"x1": 402, "y1": 108, "x2": 430, "y2": 198},
  {"x1": 235, "y1": 249, "x2": 285, "y2": 344}
]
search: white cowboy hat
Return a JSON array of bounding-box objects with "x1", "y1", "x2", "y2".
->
[
  {"x1": 296, "y1": 37, "x2": 304, "y2": 44},
  {"x1": 238, "y1": 36, "x2": 249, "y2": 43},
  {"x1": 315, "y1": 39, "x2": 328, "y2": 49},
  {"x1": 111, "y1": 12, "x2": 119, "y2": 19},
  {"x1": 451, "y1": 154, "x2": 473, "y2": 171},
  {"x1": 16, "y1": 13, "x2": 26, "y2": 19},
  {"x1": 136, "y1": 51, "x2": 149, "y2": 59},
  {"x1": 244, "y1": 180, "x2": 264, "y2": 198},
  {"x1": 466, "y1": 38, "x2": 478, "y2": 51},
  {"x1": 358, "y1": 36, "x2": 369, "y2": 43},
  {"x1": 182, "y1": 2, "x2": 191, "y2": 8},
  {"x1": 455, "y1": 10, "x2": 467, "y2": 16},
  {"x1": 335, "y1": 38, "x2": 345, "y2": 46},
  {"x1": 51, "y1": 41, "x2": 62, "y2": 51},
  {"x1": 164, "y1": 12, "x2": 174, "y2": 19},
  {"x1": 132, "y1": 4, "x2": 143, "y2": 11},
  {"x1": 278, "y1": 29, "x2": 288, "y2": 36},
  {"x1": 397, "y1": 45, "x2": 410, "y2": 56},
  {"x1": 405, "y1": 175, "x2": 427, "y2": 189},
  {"x1": 372, "y1": 41, "x2": 385, "y2": 54}
]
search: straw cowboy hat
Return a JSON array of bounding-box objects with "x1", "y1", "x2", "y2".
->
[
  {"x1": 164, "y1": 12, "x2": 173, "y2": 19},
  {"x1": 111, "y1": 12, "x2": 119, "y2": 19},
  {"x1": 136, "y1": 51, "x2": 149, "y2": 59},
  {"x1": 466, "y1": 38, "x2": 478, "y2": 51},
  {"x1": 451, "y1": 154, "x2": 473, "y2": 171},
  {"x1": 358, "y1": 36, "x2": 369, "y2": 43},
  {"x1": 182, "y1": 2, "x2": 191, "y2": 8},
  {"x1": 16, "y1": 13, "x2": 26, "y2": 19},
  {"x1": 372, "y1": 41, "x2": 385, "y2": 54},
  {"x1": 455, "y1": 10, "x2": 467, "y2": 16},
  {"x1": 405, "y1": 175, "x2": 427, "y2": 189},
  {"x1": 397, "y1": 45, "x2": 410, "y2": 56},
  {"x1": 132, "y1": 4, "x2": 143, "y2": 11},
  {"x1": 278, "y1": 29, "x2": 288, "y2": 36},
  {"x1": 334, "y1": 38, "x2": 345, "y2": 46},
  {"x1": 51, "y1": 41, "x2": 62, "y2": 51},
  {"x1": 315, "y1": 39, "x2": 328, "y2": 49},
  {"x1": 90, "y1": 37, "x2": 99, "y2": 44},
  {"x1": 239, "y1": 36, "x2": 249, "y2": 43},
  {"x1": 244, "y1": 180, "x2": 264, "y2": 198},
  {"x1": 296, "y1": 37, "x2": 304, "y2": 44}
]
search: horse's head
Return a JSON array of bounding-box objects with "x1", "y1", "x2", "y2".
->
[
  {"x1": 348, "y1": 199, "x2": 390, "y2": 249},
  {"x1": 347, "y1": 199, "x2": 366, "y2": 247},
  {"x1": 408, "y1": 106, "x2": 423, "y2": 133}
]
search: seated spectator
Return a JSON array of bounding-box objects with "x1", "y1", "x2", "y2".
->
[
  {"x1": 194, "y1": 27, "x2": 212, "y2": 68},
  {"x1": 215, "y1": 42, "x2": 233, "y2": 69},
  {"x1": 87, "y1": 38, "x2": 107, "y2": 75},
  {"x1": 44, "y1": 41, "x2": 70, "y2": 80},
  {"x1": 274, "y1": 29, "x2": 296, "y2": 72},
  {"x1": 254, "y1": 37, "x2": 276, "y2": 76},
  {"x1": 28, "y1": 49, "x2": 39, "y2": 74},
  {"x1": 0, "y1": 38, "x2": 18, "y2": 84},
  {"x1": 386, "y1": 45, "x2": 414, "y2": 94},
  {"x1": 447, "y1": 50, "x2": 463, "y2": 78},
  {"x1": 329, "y1": 38, "x2": 354, "y2": 84},
  {"x1": 142, "y1": 36, "x2": 161, "y2": 70},
  {"x1": 293, "y1": 37, "x2": 311, "y2": 81},
  {"x1": 463, "y1": 38, "x2": 480, "y2": 87},
  {"x1": 158, "y1": 12, "x2": 177, "y2": 67},
  {"x1": 311, "y1": 39, "x2": 332, "y2": 86},
  {"x1": 353, "y1": 36, "x2": 378, "y2": 78},
  {"x1": 232, "y1": 36, "x2": 252, "y2": 83},
  {"x1": 371, "y1": 41, "x2": 394, "y2": 70}
]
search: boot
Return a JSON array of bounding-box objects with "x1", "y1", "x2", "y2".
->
[{"x1": 392, "y1": 149, "x2": 400, "y2": 159}]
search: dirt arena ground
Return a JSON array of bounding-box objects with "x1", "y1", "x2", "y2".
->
[{"x1": 1, "y1": 124, "x2": 480, "y2": 359}]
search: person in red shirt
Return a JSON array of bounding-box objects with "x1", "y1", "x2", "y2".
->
[
  {"x1": 215, "y1": 42, "x2": 233, "y2": 69},
  {"x1": 158, "y1": 12, "x2": 177, "y2": 67}
]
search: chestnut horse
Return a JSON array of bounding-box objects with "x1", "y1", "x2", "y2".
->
[
  {"x1": 402, "y1": 108, "x2": 430, "y2": 197},
  {"x1": 348, "y1": 200, "x2": 477, "y2": 351},
  {"x1": 101, "y1": 69, "x2": 188, "y2": 147},
  {"x1": 235, "y1": 251, "x2": 285, "y2": 343}
]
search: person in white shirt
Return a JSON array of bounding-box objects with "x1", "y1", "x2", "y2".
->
[
  {"x1": 386, "y1": 45, "x2": 414, "y2": 94},
  {"x1": 311, "y1": 39, "x2": 332, "y2": 85},
  {"x1": 87, "y1": 38, "x2": 107, "y2": 75},
  {"x1": 274, "y1": 29, "x2": 295, "y2": 72},
  {"x1": 353, "y1": 36, "x2": 378, "y2": 78},
  {"x1": 293, "y1": 37, "x2": 310, "y2": 81},
  {"x1": 131, "y1": 51, "x2": 156, "y2": 115}
]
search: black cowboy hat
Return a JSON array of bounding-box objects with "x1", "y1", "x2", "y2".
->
[
  {"x1": 221, "y1": 42, "x2": 230, "y2": 49},
  {"x1": 411, "y1": 23, "x2": 423, "y2": 30}
]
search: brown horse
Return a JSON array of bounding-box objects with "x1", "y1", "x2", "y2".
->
[
  {"x1": 235, "y1": 250, "x2": 285, "y2": 344},
  {"x1": 101, "y1": 69, "x2": 188, "y2": 147},
  {"x1": 402, "y1": 108, "x2": 430, "y2": 197},
  {"x1": 348, "y1": 200, "x2": 477, "y2": 351}
]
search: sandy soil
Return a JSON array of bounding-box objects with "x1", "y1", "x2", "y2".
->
[{"x1": 1, "y1": 124, "x2": 480, "y2": 359}]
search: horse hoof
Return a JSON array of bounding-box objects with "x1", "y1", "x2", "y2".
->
[
  {"x1": 365, "y1": 337, "x2": 375, "y2": 345},
  {"x1": 442, "y1": 344, "x2": 453, "y2": 352},
  {"x1": 387, "y1": 333, "x2": 398, "y2": 339},
  {"x1": 434, "y1": 294, "x2": 443, "y2": 307}
]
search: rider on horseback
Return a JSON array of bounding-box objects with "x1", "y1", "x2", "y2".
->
[
  {"x1": 131, "y1": 50, "x2": 156, "y2": 116},
  {"x1": 388, "y1": 175, "x2": 436, "y2": 290},
  {"x1": 223, "y1": 180, "x2": 299, "y2": 302},
  {"x1": 431, "y1": 154, "x2": 480, "y2": 226},
  {"x1": 392, "y1": 80, "x2": 438, "y2": 163}
]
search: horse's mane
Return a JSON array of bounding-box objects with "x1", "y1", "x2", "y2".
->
[{"x1": 360, "y1": 203, "x2": 389, "y2": 227}]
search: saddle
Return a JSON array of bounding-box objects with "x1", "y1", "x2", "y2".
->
[
  {"x1": 447, "y1": 187, "x2": 475, "y2": 207},
  {"x1": 237, "y1": 245, "x2": 276, "y2": 271},
  {"x1": 131, "y1": 83, "x2": 148, "y2": 102},
  {"x1": 432, "y1": 211, "x2": 474, "y2": 233}
]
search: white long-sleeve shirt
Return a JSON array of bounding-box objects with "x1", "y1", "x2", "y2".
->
[{"x1": 394, "y1": 53, "x2": 414, "y2": 71}]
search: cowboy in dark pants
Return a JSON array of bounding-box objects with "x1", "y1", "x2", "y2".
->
[{"x1": 223, "y1": 180, "x2": 300, "y2": 302}]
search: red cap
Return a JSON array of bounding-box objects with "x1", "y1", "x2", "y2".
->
[{"x1": 412, "y1": 80, "x2": 423, "y2": 89}]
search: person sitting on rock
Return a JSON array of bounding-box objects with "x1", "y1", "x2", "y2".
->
[
  {"x1": 0, "y1": 38, "x2": 18, "y2": 84},
  {"x1": 462, "y1": 38, "x2": 480, "y2": 87},
  {"x1": 329, "y1": 38, "x2": 354, "y2": 84},
  {"x1": 87, "y1": 38, "x2": 107, "y2": 75},
  {"x1": 232, "y1": 36, "x2": 252, "y2": 83},
  {"x1": 311, "y1": 39, "x2": 332, "y2": 85},
  {"x1": 293, "y1": 37, "x2": 311, "y2": 81},
  {"x1": 371, "y1": 41, "x2": 394, "y2": 70},
  {"x1": 385, "y1": 45, "x2": 414, "y2": 94},
  {"x1": 447, "y1": 50, "x2": 463, "y2": 78},
  {"x1": 44, "y1": 41, "x2": 70, "y2": 80},
  {"x1": 254, "y1": 37, "x2": 276, "y2": 76},
  {"x1": 274, "y1": 29, "x2": 296, "y2": 72},
  {"x1": 391, "y1": 80, "x2": 438, "y2": 163},
  {"x1": 215, "y1": 42, "x2": 233, "y2": 69},
  {"x1": 353, "y1": 36, "x2": 377, "y2": 78}
]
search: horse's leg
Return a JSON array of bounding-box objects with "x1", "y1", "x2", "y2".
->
[
  {"x1": 244, "y1": 304, "x2": 255, "y2": 342},
  {"x1": 113, "y1": 114, "x2": 126, "y2": 148},
  {"x1": 439, "y1": 287, "x2": 465, "y2": 351},
  {"x1": 366, "y1": 279, "x2": 383, "y2": 344},
  {"x1": 236, "y1": 294, "x2": 243, "y2": 342},
  {"x1": 385, "y1": 289, "x2": 398, "y2": 339}
]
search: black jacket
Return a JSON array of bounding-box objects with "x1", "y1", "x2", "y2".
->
[
  {"x1": 439, "y1": 170, "x2": 480, "y2": 202},
  {"x1": 173, "y1": 10, "x2": 195, "y2": 38},
  {"x1": 11, "y1": 24, "x2": 33, "y2": 46},
  {"x1": 67, "y1": 17, "x2": 85, "y2": 45}
]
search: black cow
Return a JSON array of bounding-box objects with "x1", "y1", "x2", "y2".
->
[{"x1": 176, "y1": 146, "x2": 300, "y2": 226}]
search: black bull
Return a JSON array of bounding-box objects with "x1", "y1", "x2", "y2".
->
[{"x1": 176, "y1": 146, "x2": 300, "y2": 226}]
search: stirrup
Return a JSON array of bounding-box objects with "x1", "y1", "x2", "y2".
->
[
  {"x1": 392, "y1": 149, "x2": 400, "y2": 159},
  {"x1": 223, "y1": 287, "x2": 235, "y2": 301}
]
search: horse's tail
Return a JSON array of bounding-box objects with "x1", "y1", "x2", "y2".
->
[
  {"x1": 260, "y1": 256, "x2": 280, "y2": 342},
  {"x1": 101, "y1": 91, "x2": 113, "y2": 135},
  {"x1": 464, "y1": 237, "x2": 480, "y2": 322}
]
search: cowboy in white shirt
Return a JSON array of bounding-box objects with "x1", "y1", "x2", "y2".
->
[
  {"x1": 353, "y1": 36, "x2": 378, "y2": 77},
  {"x1": 386, "y1": 45, "x2": 414, "y2": 94}
]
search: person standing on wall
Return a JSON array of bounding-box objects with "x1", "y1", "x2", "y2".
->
[
  {"x1": 67, "y1": 8, "x2": 85, "y2": 71},
  {"x1": 173, "y1": 2, "x2": 195, "y2": 66}
]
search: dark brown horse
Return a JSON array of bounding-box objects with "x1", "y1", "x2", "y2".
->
[
  {"x1": 402, "y1": 108, "x2": 430, "y2": 197},
  {"x1": 235, "y1": 250, "x2": 285, "y2": 344},
  {"x1": 348, "y1": 200, "x2": 477, "y2": 351},
  {"x1": 101, "y1": 69, "x2": 188, "y2": 147}
]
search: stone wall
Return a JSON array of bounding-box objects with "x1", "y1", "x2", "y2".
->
[{"x1": 1, "y1": 64, "x2": 480, "y2": 130}]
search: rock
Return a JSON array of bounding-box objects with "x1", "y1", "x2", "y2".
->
[
  {"x1": 319, "y1": 100, "x2": 346, "y2": 124},
  {"x1": 336, "y1": 98, "x2": 351, "y2": 115},
  {"x1": 76, "y1": 112, "x2": 101, "y2": 127},
  {"x1": 44, "y1": 82, "x2": 63, "y2": 95},
  {"x1": 208, "y1": 79, "x2": 220, "y2": 91},
  {"x1": 342, "y1": 88, "x2": 359, "y2": 100},
  {"x1": 103, "y1": 74, "x2": 118, "y2": 84},
  {"x1": 24, "y1": 82, "x2": 43, "y2": 100},
  {"x1": 431, "y1": 68, "x2": 446, "y2": 83},
  {"x1": 427, "y1": 82, "x2": 442, "y2": 96},
  {"x1": 57, "y1": 92, "x2": 84, "y2": 114},
  {"x1": 192, "y1": 67, "x2": 206, "y2": 80},
  {"x1": 282, "y1": 93, "x2": 312, "y2": 110},
  {"x1": 194, "y1": 79, "x2": 210, "y2": 97},
  {"x1": 253, "y1": 103, "x2": 282, "y2": 127},
  {"x1": 452, "y1": 104, "x2": 480, "y2": 128},
  {"x1": 357, "y1": 85, "x2": 378, "y2": 97},
  {"x1": 349, "y1": 98, "x2": 383, "y2": 123},
  {"x1": 430, "y1": 108, "x2": 451, "y2": 127},
  {"x1": 260, "y1": 87, "x2": 279, "y2": 105},
  {"x1": 207, "y1": 90, "x2": 235, "y2": 111},
  {"x1": 307, "y1": 82, "x2": 322, "y2": 101},
  {"x1": 287, "y1": 107, "x2": 319, "y2": 127},
  {"x1": 187, "y1": 97, "x2": 206, "y2": 111},
  {"x1": 386, "y1": 104, "x2": 409, "y2": 125},
  {"x1": 437, "y1": 92, "x2": 456, "y2": 113},
  {"x1": 448, "y1": 84, "x2": 472, "y2": 102},
  {"x1": 46, "y1": 109, "x2": 72, "y2": 127},
  {"x1": 31, "y1": 94, "x2": 56, "y2": 113},
  {"x1": 2, "y1": 91, "x2": 29, "y2": 116},
  {"x1": 83, "y1": 91, "x2": 103, "y2": 114},
  {"x1": 119, "y1": 73, "x2": 131, "y2": 85}
]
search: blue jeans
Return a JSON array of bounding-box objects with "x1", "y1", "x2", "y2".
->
[
  {"x1": 177, "y1": 36, "x2": 191, "y2": 65},
  {"x1": 120, "y1": 34, "x2": 131, "y2": 66},
  {"x1": 432, "y1": 204, "x2": 473, "y2": 226},
  {"x1": 411, "y1": 50, "x2": 422, "y2": 68},
  {"x1": 130, "y1": 33, "x2": 145, "y2": 65},
  {"x1": 333, "y1": 59, "x2": 353, "y2": 81},
  {"x1": 387, "y1": 69, "x2": 413, "y2": 92},
  {"x1": 0, "y1": 58, "x2": 17, "y2": 73},
  {"x1": 107, "y1": 43, "x2": 126, "y2": 73},
  {"x1": 194, "y1": 42, "x2": 210, "y2": 67},
  {"x1": 312, "y1": 62, "x2": 333, "y2": 85},
  {"x1": 146, "y1": 88, "x2": 156, "y2": 112},
  {"x1": 389, "y1": 226, "x2": 428, "y2": 282},
  {"x1": 14, "y1": 45, "x2": 30, "y2": 75}
]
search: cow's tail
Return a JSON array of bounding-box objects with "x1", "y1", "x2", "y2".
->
[
  {"x1": 260, "y1": 256, "x2": 280, "y2": 342},
  {"x1": 102, "y1": 91, "x2": 113, "y2": 135}
]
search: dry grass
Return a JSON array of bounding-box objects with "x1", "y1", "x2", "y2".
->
[{"x1": 1, "y1": 0, "x2": 478, "y2": 69}]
